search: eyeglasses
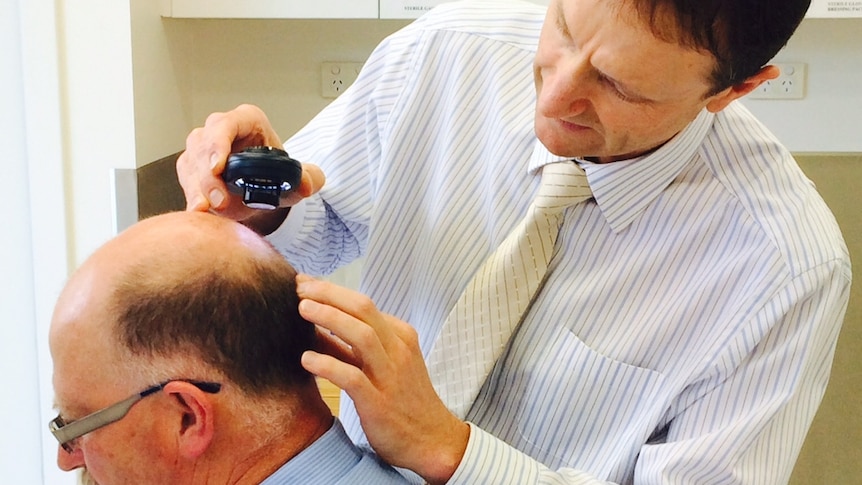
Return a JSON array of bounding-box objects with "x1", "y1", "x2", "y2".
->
[{"x1": 49, "y1": 379, "x2": 221, "y2": 453}]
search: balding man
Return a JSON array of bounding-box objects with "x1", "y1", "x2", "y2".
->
[{"x1": 48, "y1": 211, "x2": 410, "y2": 485}]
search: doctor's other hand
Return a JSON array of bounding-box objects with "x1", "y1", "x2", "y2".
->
[
  {"x1": 176, "y1": 104, "x2": 325, "y2": 232},
  {"x1": 296, "y1": 275, "x2": 470, "y2": 485}
]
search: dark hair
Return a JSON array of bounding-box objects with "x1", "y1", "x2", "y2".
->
[
  {"x1": 112, "y1": 250, "x2": 317, "y2": 396},
  {"x1": 628, "y1": 0, "x2": 810, "y2": 93}
]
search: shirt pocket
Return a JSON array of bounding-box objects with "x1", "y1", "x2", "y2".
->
[{"x1": 515, "y1": 327, "x2": 668, "y2": 476}]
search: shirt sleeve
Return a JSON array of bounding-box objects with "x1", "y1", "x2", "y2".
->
[
  {"x1": 267, "y1": 22, "x2": 421, "y2": 276},
  {"x1": 450, "y1": 259, "x2": 850, "y2": 485}
]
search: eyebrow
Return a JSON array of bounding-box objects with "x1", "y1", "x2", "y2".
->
[{"x1": 554, "y1": 1, "x2": 653, "y2": 104}]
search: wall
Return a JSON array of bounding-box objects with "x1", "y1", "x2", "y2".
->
[
  {"x1": 131, "y1": 0, "x2": 194, "y2": 166},
  {"x1": 160, "y1": 17, "x2": 411, "y2": 142},
  {"x1": 742, "y1": 19, "x2": 862, "y2": 153},
  {"x1": 160, "y1": 17, "x2": 862, "y2": 154},
  {"x1": 5, "y1": 0, "x2": 70, "y2": 482},
  {"x1": 1, "y1": 0, "x2": 44, "y2": 481},
  {"x1": 59, "y1": 0, "x2": 138, "y2": 266},
  {"x1": 790, "y1": 155, "x2": 861, "y2": 485}
]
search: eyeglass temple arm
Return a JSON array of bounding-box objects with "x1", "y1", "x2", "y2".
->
[{"x1": 51, "y1": 394, "x2": 143, "y2": 445}]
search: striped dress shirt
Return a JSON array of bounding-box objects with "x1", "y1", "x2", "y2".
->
[
  {"x1": 259, "y1": 419, "x2": 409, "y2": 484},
  {"x1": 272, "y1": 1, "x2": 852, "y2": 483}
]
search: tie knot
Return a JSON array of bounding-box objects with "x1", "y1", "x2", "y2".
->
[{"x1": 534, "y1": 161, "x2": 592, "y2": 213}]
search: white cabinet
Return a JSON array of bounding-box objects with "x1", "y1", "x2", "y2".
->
[
  {"x1": 165, "y1": 0, "x2": 378, "y2": 19},
  {"x1": 163, "y1": 0, "x2": 862, "y2": 19},
  {"x1": 379, "y1": 0, "x2": 548, "y2": 19},
  {"x1": 164, "y1": 0, "x2": 550, "y2": 19}
]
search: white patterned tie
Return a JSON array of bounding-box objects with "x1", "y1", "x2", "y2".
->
[{"x1": 426, "y1": 161, "x2": 592, "y2": 418}]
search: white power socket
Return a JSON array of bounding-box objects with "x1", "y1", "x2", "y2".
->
[
  {"x1": 748, "y1": 62, "x2": 806, "y2": 100},
  {"x1": 321, "y1": 62, "x2": 363, "y2": 99}
]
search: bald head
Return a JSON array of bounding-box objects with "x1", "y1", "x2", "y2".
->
[
  {"x1": 51, "y1": 211, "x2": 317, "y2": 398},
  {"x1": 86, "y1": 211, "x2": 281, "y2": 286}
]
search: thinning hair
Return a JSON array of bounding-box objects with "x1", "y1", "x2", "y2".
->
[{"x1": 109, "y1": 237, "x2": 318, "y2": 399}]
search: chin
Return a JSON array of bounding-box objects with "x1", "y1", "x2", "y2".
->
[
  {"x1": 535, "y1": 118, "x2": 601, "y2": 159},
  {"x1": 536, "y1": 129, "x2": 596, "y2": 159}
]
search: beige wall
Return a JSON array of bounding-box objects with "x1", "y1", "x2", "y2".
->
[{"x1": 790, "y1": 154, "x2": 861, "y2": 484}]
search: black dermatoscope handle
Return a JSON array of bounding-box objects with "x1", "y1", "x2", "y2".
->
[{"x1": 222, "y1": 146, "x2": 303, "y2": 210}]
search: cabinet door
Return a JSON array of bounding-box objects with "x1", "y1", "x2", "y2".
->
[
  {"x1": 165, "y1": 0, "x2": 378, "y2": 19},
  {"x1": 380, "y1": 0, "x2": 549, "y2": 19}
]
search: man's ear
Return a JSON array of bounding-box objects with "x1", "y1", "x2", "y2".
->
[
  {"x1": 163, "y1": 381, "x2": 216, "y2": 460},
  {"x1": 705, "y1": 65, "x2": 780, "y2": 113}
]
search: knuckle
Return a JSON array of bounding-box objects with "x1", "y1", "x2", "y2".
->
[
  {"x1": 352, "y1": 324, "x2": 378, "y2": 349},
  {"x1": 184, "y1": 126, "x2": 204, "y2": 146},
  {"x1": 341, "y1": 366, "x2": 366, "y2": 390},
  {"x1": 204, "y1": 111, "x2": 227, "y2": 127},
  {"x1": 353, "y1": 296, "x2": 378, "y2": 316},
  {"x1": 402, "y1": 325, "x2": 420, "y2": 347}
]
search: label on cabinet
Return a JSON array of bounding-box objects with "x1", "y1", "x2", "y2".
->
[
  {"x1": 807, "y1": 0, "x2": 862, "y2": 17},
  {"x1": 379, "y1": 0, "x2": 549, "y2": 19},
  {"x1": 379, "y1": 0, "x2": 448, "y2": 19}
]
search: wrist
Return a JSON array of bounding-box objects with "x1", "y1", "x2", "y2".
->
[{"x1": 422, "y1": 420, "x2": 471, "y2": 485}]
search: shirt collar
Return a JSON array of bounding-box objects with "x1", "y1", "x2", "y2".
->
[
  {"x1": 260, "y1": 418, "x2": 360, "y2": 485},
  {"x1": 528, "y1": 108, "x2": 715, "y2": 233}
]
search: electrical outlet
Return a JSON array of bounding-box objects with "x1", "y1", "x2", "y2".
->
[
  {"x1": 748, "y1": 62, "x2": 806, "y2": 100},
  {"x1": 321, "y1": 62, "x2": 363, "y2": 99}
]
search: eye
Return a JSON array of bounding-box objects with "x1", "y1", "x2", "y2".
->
[{"x1": 598, "y1": 73, "x2": 635, "y2": 102}]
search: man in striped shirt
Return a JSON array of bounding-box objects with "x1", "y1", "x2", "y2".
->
[{"x1": 178, "y1": 0, "x2": 850, "y2": 483}]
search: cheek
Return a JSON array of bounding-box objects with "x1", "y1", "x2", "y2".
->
[
  {"x1": 594, "y1": 104, "x2": 671, "y2": 145},
  {"x1": 82, "y1": 423, "x2": 170, "y2": 484}
]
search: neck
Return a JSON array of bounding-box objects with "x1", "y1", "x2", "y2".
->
[{"x1": 196, "y1": 393, "x2": 334, "y2": 485}]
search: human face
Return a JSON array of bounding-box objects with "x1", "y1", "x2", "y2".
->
[
  {"x1": 534, "y1": 0, "x2": 720, "y2": 162},
  {"x1": 49, "y1": 269, "x2": 180, "y2": 485},
  {"x1": 51, "y1": 380, "x2": 221, "y2": 453},
  {"x1": 52, "y1": 360, "x2": 182, "y2": 485}
]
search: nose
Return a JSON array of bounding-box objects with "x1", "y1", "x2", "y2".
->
[
  {"x1": 536, "y1": 55, "x2": 593, "y2": 117},
  {"x1": 57, "y1": 444, "x2": 85, "y2": 471}
]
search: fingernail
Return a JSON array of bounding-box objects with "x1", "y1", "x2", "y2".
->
[
  {"x1": 208, "y1": 189, "x2": 225, "y2": 208},
  {"x1": 209, "y1": 153, "x2": 221, "y2": 170},
  {"x1": 298, "y1": 299, "x2": 316, "y2": 314}
]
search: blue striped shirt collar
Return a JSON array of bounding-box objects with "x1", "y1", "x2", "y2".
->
[
  {"x1": 529, "y1": 108, "x2": 715, "y2": 233},
  {"x1": 260, "y1": 418, "x2": 359, "y2": 484}
]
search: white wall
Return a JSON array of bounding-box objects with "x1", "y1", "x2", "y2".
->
[
  {"x1": 131, "y1": 0, "x2": 195, "y2": 165},
  {"x1": 3, "y1": 0, "x2": 71, "y2": 483},
  {"x1": 59, "y1": 0, "x2": 138, "y2": 266},
  {"x1": 1, "y1": 0, "x2": 43, "y2": 481},
  {"x1": 162, "y1": 17, "x2": 862, "y2": 155},
  {"x1": 742, "y1": 18, "x2": 862, "y2": 153}
]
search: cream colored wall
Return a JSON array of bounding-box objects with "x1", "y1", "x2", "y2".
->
[
  {"x1": 790, "y1": 155, "x2": 861, "y2": 485},
  {"x1": 159, "y1": 18, "x2": 410, "y2": 144}
]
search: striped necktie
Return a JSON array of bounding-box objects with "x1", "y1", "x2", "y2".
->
[{"x1": 426, "y1": 161, "x2": 592, "y2": 418}]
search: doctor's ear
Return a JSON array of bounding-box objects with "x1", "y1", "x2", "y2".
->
[
  {"x1": 705, "y1": 65, "x2": 780, "y2": 113},
  {"x1": 163, "y1": 380, "x2": 217, "y2": 459}
]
